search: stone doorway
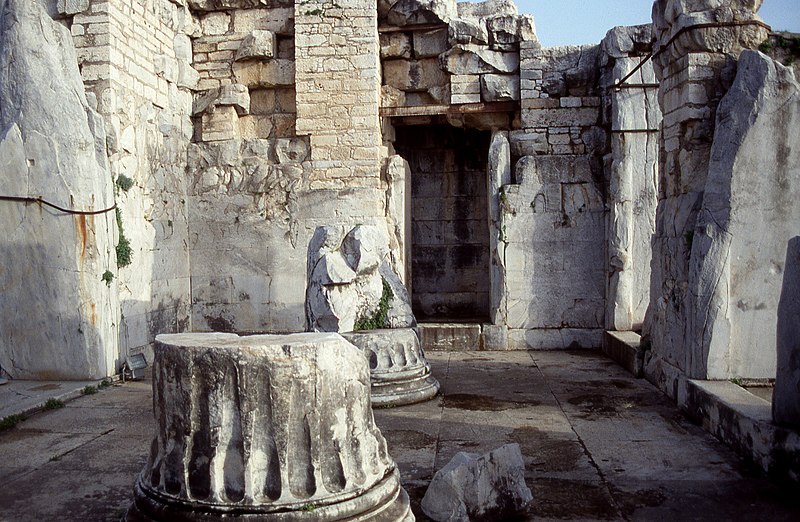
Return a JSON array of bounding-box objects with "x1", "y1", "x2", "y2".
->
[{"x1": 394, "y1": 124, "x2": 491, "y2": 322}]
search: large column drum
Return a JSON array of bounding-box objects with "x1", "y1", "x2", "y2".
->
[{"x1": 127, "y1": 332, "x2": 413, "y2": 521}]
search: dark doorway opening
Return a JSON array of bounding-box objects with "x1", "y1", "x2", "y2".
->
[{"x1": 394, "y1": 124, "x2": 491, "y2": 322}]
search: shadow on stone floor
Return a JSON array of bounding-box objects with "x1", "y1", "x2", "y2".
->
[{"x1": 0, "y1": 350, "x2": 798, "y2": 521}]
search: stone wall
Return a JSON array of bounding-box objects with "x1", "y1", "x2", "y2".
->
[
  {"x1": 645, "y1": 0, "x2": 772, "y2": 386},
  {"x1": 601, "y1": 25, "x2": 660, "y2": 332},
  {"x1": 500, "y1": 42, "x2": 608, "y2": 349},
  {"x1": 67, "y1": 0, "x2": 196, "y2": 359}
]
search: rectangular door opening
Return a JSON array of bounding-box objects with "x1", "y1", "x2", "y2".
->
[{"x1": 394, "y1": 124, "x2": 491, "y2": 323}]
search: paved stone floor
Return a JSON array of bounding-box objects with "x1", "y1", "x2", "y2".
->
[{"x1": 0, "y1": 350, "x2": 798, "y2": 521}]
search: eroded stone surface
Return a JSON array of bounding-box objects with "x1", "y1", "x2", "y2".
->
[
  {"x1": 307, "y1": 225, "x2": 415, "y2": 333},
  {"x1": 128, "y1": 332, "x2": 413, "y2": 521},
  {"x1": 0, "y1": 0, "x2": 118, "y2": 379}
]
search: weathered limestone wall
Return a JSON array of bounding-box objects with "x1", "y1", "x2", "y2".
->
[
  {"x1": 0, "y1": 0, "x2": 118, "y2": 379},
  {"x1": 186, "y1": 1, "x2": 310, "y2": 333},
  {"x1": 68, "y1": 0, "x2": 196, "y2": 358},
  {"x1": 187, "y1": 0, "x2": 389, "y2": 334},
  {"x1": 645, "y1": 0, "x2": 771, "y2": 386},
  {"x1": 501, "y1": 42, "x2": 608, "y2": 349}
]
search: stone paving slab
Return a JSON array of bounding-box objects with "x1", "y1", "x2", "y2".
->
[
  {"x1": 0, "y1": 379, "x2": 97, "y2": 419},
  {"x1": 0, "y1": 351, "x2": 797, "y2": 521}
]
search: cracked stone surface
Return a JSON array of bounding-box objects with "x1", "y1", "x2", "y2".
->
[{"x1": 1, "y1": 350, "x2": 798, "y2": 521}]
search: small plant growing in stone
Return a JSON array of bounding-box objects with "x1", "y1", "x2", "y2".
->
[
  {"x1": 354, "y1": 278, "x2": 394, "y2": 331},
  {"x1": 43, "y1": 398, "x2": 64, "y2": 410},
  {"x1": 730, "y1": 377, "x2": 744, "y2": 387},
  {"x1": 115, "y1": 175, "x2": 135, "y2": 192},
  {"x1": 99, "y1": 378, "x2": 112, "y2": 389},
  {"x1": 0, "y1": 414, "x2": 23, "y2": 431},
  {"x1": 82, "y1": 385, "x2": 97, "y2": 395},
  {"x1": 101, "y1": 270, "x2": 114, "y2": 286},
  {"x1": 302, "y1": 503, "x2": 316, "y2": 512},
  {"x1": 115, "y1": 208, "x2": 133, "y2": 268}
]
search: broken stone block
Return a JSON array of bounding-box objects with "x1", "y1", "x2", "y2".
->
[
  {"x1": 307, "y1": 225, "x2": 416, "y2": 333},
  {"x1": 127, "y1": 332, "x2": 413, "y2": 521},
  {"x1": 343, "y1": 328, "x2": 440, "y2": 407},
  {"x1": 192, "y1": 83, "x2": 251, "y2": 116},
  {"x1": 233, "y1": 59, "x2": 295, "y2": 88},
  {"x1": 201, "y1": 106, "x2": 241, "y2": 141},
  {"x1": 448, "y1": 18, "x2": 489, "y2": 46},
  {"x1": 380, "y1": 32, "x2": 413, "y2": 59},
  {"x1": 421, "y1": 443, "x2": 533, "y2": 521},
  {"x1": 481, "y1": 73, "x2": 520, "y2": 101},
  {"x1": 383, "y1": 58, "x2": 449, "y2": 92},
  {"x1": 234, "y1": 29, "x2": 276, "y2": 61},
  {"x1": 413, "y1": 28, "x2": 449, "y2": 58},
  {"x1": 57, "y1": 0, "x2": 89, "y2": 16},
  {"x1": 487, "y1": 14, "x2": 538, "y2": 50},
  {"x1": 440, "y1": 44, "x2": 519, "y2": 75},
  {"x1": 774, "y1": 237, "x2": 800, "y2": 429},
  {"x1": 456, "y1": 0, "x2": 518, "y2": 18},
  {"x1": 387, "y1": 0, "x2": 457, "y2": 26}
]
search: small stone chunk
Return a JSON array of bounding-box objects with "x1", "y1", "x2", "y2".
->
[{"x1": 421, "y1": 443, "x2": 533, "y2": 521}]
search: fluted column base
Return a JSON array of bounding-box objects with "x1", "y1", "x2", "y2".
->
[
  {"x1": 343, "y1": 329, "x2": 440, "y2": 408},
  {"x1": 127, "y1": 468, "x2": 412, "y2": 522},
  {"x1": 125, "y1": 332, "x2": 414, "y2": 522}
]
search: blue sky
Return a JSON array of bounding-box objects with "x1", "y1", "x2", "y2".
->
[{"x1": 510, "y1": 0, "x2": 800, "y2": 47}]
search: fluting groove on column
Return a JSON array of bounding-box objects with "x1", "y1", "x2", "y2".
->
[
  {"x1": 343, "y1": 329, "x2": 440, "y2": 408},
  {"x1": 127, "y1": 332, "x2": 414, "y2": 521}
]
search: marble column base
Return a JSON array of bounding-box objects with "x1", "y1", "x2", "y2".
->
[
  {"x1": 126, "y1": 332, "x2": 414, "y2": 521},
  {"x1": 343, "y1": 328, "x2": 440, "y2": 408}
]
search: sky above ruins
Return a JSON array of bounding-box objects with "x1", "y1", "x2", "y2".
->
[{"x1": 513, "y1": 0, "x2": 800, "y2": 47}]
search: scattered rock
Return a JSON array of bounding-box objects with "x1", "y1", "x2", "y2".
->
[{"x1": 421, "y1": 443, "x2": 533, "y2": 521}]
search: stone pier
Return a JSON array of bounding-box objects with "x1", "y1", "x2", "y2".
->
[{"x1": 127, "y1": 332, "x2": 413, "y2": 521}]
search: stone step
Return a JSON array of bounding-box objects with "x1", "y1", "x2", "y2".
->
[
  {"x1": 417, "y1": 323, "x2": 509, "y2": 351},
  {"x1": 602, "y1": 330, "x2": 645, "y2": 378}
]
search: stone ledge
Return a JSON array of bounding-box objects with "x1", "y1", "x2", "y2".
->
[
  {"x1": 603, "y1": 330, "x2": 644, "y2": 377},
  {"x1": 682, "y1": 379, "x2": 800, "y2": 482}
]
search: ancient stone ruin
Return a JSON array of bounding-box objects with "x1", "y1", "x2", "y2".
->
[
  {"x1": 0, "y1": 0, "x2": 798, "y2": 482},
  {"x1": 128, "y1": 332, "x2": 412, "y2": 520}
]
